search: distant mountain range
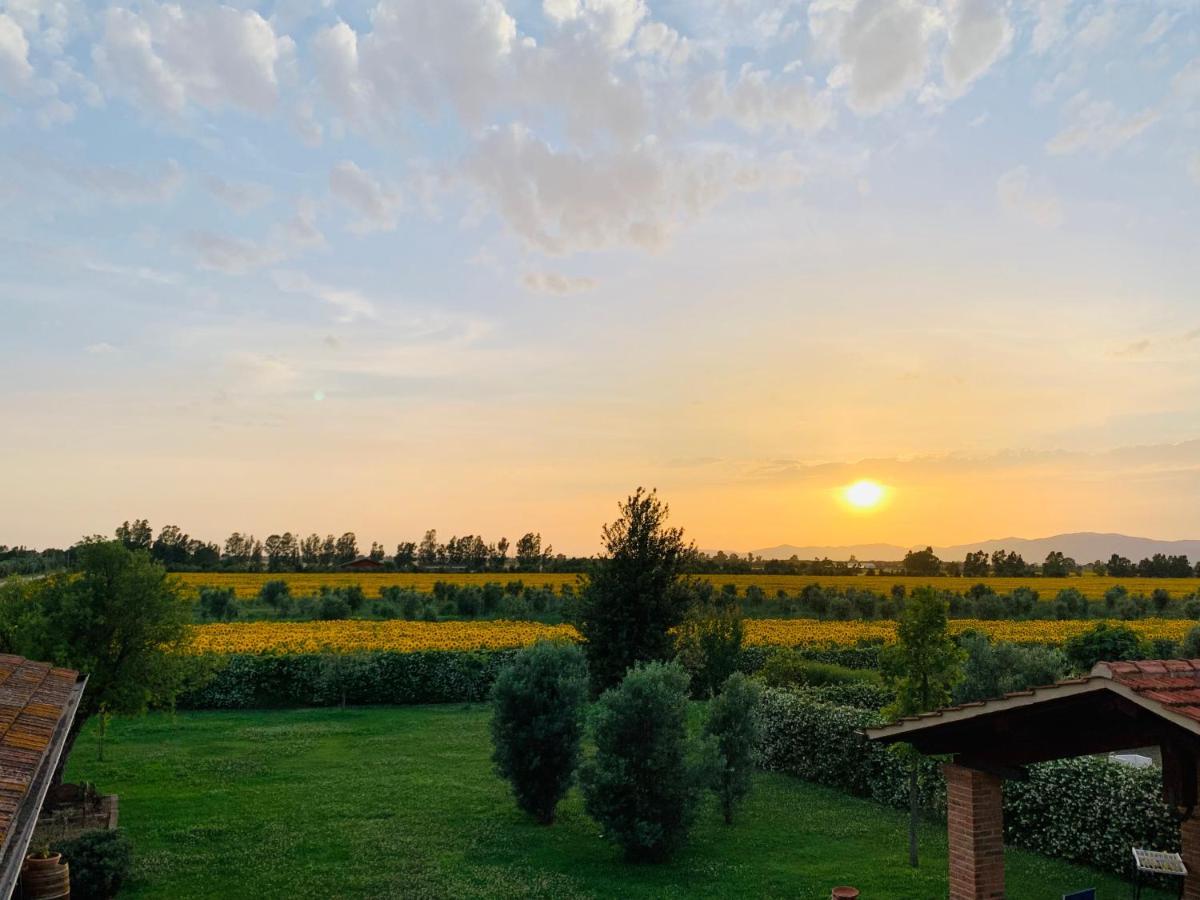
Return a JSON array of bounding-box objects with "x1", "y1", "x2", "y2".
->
[{"x1": 749, "y1": 533, "x2": 1200, "y2": 563}]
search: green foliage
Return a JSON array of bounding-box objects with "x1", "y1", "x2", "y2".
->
[
  {"x1": 2, "y1": 542, "x2": 191, "y2": 720},
  {"x1": 879, "y1": 587, "x2": 962, "y2": 719},
  {"x1": 1182, "y1": 625, "x2": 1200, "y2": 658},
  {"x1": 675, "y1": 585, "x2": 745, "y2": 698},
  {"x1": 952, "y1": 631, "x2": 1069, "y2": 704},
  {"x1": 756, "y1": 649, "x2": 881, "y2": 691},
  {"x1": 1063, "y1": 622, "x2": 1145, "y2": 672},
  {"x1": 258, "y1": 579, "x2": 291, "y2": 608},
  {"x1": 318, "y1": 593, "x2": 351, "y2": 620},
  {"x1": 756, "y1": 689, "x2": 1179, "y2": 876},
  {"x1": 178, "y1": 650, "x2": 518, "y2": 708},
  {"x1": 197, "y1": 586, "x2": 238, "y2": 621},
  {"x1": 579, "y1": 661, "x2": 712, "y2": 862},
  {"x1": 54, "y1": 829, "x2": 133, "y2": 900},
  {"x1": 703, "y1": 672, "x2": 762, "y2": 825},
  {"x1": 576, "y1": 488, "x2": 694, "y2": 692},
  {"x1": 490, "y1": 641, "x2": 589, "y2": 824}
]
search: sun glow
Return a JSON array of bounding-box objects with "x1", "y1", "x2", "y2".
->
[{"x1": 843, "y1": 479, "x2": 886, "y2": 510}]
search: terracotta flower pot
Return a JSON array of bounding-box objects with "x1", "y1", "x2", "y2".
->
[{"x1": 23, "y1": 853, "x2": 62, "y2": 870}]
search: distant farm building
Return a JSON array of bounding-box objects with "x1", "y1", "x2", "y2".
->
[{"x1": 340, "y1": 557, "x2": 386, "y2": 571}]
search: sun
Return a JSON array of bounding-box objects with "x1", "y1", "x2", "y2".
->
[{"x1": 843, "y1": 479, "x2": 886, "y2": 510}]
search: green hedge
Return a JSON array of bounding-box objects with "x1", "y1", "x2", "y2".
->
[
  {"x1": 177, "y1": 651, "x2": 518, "y2": 709},
  {"x1": 756, "y1": 688, "x2": 1178, "y2": 876}
]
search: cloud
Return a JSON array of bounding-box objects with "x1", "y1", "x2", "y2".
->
[
  {"x1": 188, "y1": 231, "x2": 284, "y2": 274},
  {"x1": 1046, "y1": 93, "x2": 1159, "y2": 156},
  {"x1": 1027, "y1": 0, "x2": 1068, "y2": 54},
  {"x1": 461, "y1": 124, "x2": 738, "y2": 254},
  {"x1": 1074, "y1": 3, "x2": 1116, "y2": 51},
  {"x1": 522, "y1": 271, "x2": 598, "y2": 294},
  {"x1": 809, "y1": 0, "x2": 943, "y2": 115},
  {"x1": 1139, "y1": 10, "x2": 1173, "y2": 46},
  {"x1": 1111, "y1": 339, "x2": 1151, "y2": 358},
  {"x1": 51, "y1": 157, "x2": 185, "y2": 204},
  {"x1": 92, "y1": 3, "x2": 294, "y2": 116},
  {"x1": 312, "y1": 0, "x2": 517, "y2": 129},
  {"x1": 996, "y1": 166, "x2": 1062, "y2": 227},
  {"x1": 0, "y1": 13, "x2": 34, "y2": 94},
  {"x1": 329, "y1": 161, "x2": 400, "y2": 232},
  {"x1": 942, "y1": 0, "x2": 1012, "y2": 96},
  {"x1": 690, "y1": 66, "x2": 832, "y2": 132},
  {"x1": 204, "y1": 176, "x2": 272, "y2": 214},
  {"x1": 1189, "y1": 154, "x2": 1200, "y2": 188},
  {"x1": 84, "y1": 341, "x2": 118, "y2": 355},
  {"x1": 271, "y1": 270, "x2": 378, "y2": 322}
]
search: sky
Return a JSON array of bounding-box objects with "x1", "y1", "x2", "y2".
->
[{"x1": 1, "y1": 0, "x2": 1198, "y2": 554}]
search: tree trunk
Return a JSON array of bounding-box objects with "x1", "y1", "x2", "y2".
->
[{"x1": 908, "y1": 757, "x2": 919, "y2": 868}]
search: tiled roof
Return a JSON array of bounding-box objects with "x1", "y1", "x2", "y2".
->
[
  {"x1": 867, "y1": 659, "x2": 1200, "y2": 741},
  {"x1": 1096, "y1": 659, "x2": 1200, "y2": 725},
  {"x1": 0, "y1": 655, "x2": 80, "y2": 857}
]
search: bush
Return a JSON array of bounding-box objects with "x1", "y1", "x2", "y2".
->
[
  {"x1": 1063, "y1": 622, "x2": 1145, "y2": 672},
  {"x1": 579, "y1": 661, "x2": 711, "y2": 861},
  {"x1": 704, "y1": 672, "x2": 762, "y2": 824},
  {"x1": 55, "y1": 829, "x2": 133, "y2": 900},
  {"x1": 953, "y1": 631, "x2": 1068, "y2": 704},
  {"x1": 258, "y1": 580, "x2": 291, "y2": 609},
  {"x1": 197, "y1": 586, "x2": 238, "y2": 621},
  {"x1": 675, "y1": 586, "x2": 744, "y2": 698},
  {"x1": 318, "y1": 594, "x2": 350, "y2": 621},
  {"x1": 755, "y1": 689, "x2": 1178, "y2": 875},
  {"x1": 176, "y1": 651, "x2": 519, "y2": 708},
  {"x1": 757, "y1": 649, "x2": 880, "y2": 690},
  {"x1": 1183, "y1": 626, "x2": 1200, "y2": 658},
  {"x1": 490, "y1": 641, "x2": 589, "y2": 824}
]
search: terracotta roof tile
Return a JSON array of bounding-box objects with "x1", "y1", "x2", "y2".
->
[{"x1": 0, "y1": 657, "x2": 81, "y2": 861}]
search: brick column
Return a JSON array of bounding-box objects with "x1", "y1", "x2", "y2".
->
[
  {"x1": 944, "y1": 763, "x2": 1005, "y2": 900},
  {"x1": 1182, "y1": 815, "x2": 1200, "y2": 900}
]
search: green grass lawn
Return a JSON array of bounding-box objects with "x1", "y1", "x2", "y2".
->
[{"x1": 65, "y1": 706, "x2": 1168, "y2": 899}]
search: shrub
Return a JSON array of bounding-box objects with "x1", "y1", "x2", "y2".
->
[
  {"x1": 490, "y1": 641, "x2": 589, "y2": 824},
  {"x1": 258, "y1": 580, "x2": 291, "y2": 609},
  {"x1": 953, "y1": 631, "x2": 1068, "y2": 704},
  {"x1": 579, "y1": 661, "x2": 711, "y2": 862},
  {"x1": 1063, "y1": 622, "x2": 1145, "y2": 672},
  {"x1": 1182, "y1": 626, "x2": 1200, "y2": 658},
  {"x1": 675, "y1": 586, "x2": 744, "y2": 698},
  {"x1": 757, "y1": 649, "x2": 880, "y2": 690},
  {"x1": 704, "y1": 672, "x2": 763, "y2": 824},
  {"x1": 198, "y1": 586, "x2": 238, "y2": 621},
  {"x1": 318, "y1": 594, "x2": 350, "y2": 621},
  {"x1": 55, "y1": 829, "x2": 134, "y2": 900}
]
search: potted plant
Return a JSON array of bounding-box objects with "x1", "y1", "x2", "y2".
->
[{"x1": 24, "y1": 845, "x2": 62, "y2": 869}]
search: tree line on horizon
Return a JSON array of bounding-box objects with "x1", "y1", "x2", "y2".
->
[{"x1": 2, "y1": 519, "x2": 1198, "y2": 579}]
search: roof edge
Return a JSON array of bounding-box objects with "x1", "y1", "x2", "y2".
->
[{"x1": 0, "y1": 674, "x2": 88, "y2": 900}]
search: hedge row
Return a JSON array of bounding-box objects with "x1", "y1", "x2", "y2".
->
[
  {"x1": 756, "y1": 688, "x2": 1179, "y2": 876},
  {"x1": 177, "y1": 651, "x2": 518, "y2": 709}
]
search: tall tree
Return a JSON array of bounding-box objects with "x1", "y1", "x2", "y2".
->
[
  {"x1": 114, "y1": 519, "x2": 152, "y2": 552},
  {"x1": 334, "y1": 532, "x2": 358, "y2": 565},
  {"x1": 417, "y1": 530, "x2": 439, "y2": 568},
  {"x1": 395, "y1": 542, "x2": 417, "y2": 568},
  {"x1": 300, "y1": 534, "x2": 322, "y2": 568},
  {"x1": 490, "y1": 537, "x2": 509, "y2": 570},
  {"x1": 880, "y1": 586, "x2": 963, "y2": 868},
  {"x1": 902, "y1": 546, "x2": 941, "y2": 577},
  {"x1": 576, "y1": 488, "x2": 694, "y2": 692}
]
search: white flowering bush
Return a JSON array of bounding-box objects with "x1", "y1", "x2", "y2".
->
[{"x1": 756, "y1": 688, "x2": 1178, "y2": 875}]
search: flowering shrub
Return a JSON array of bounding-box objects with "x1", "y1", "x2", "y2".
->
[{"x1": 755, "y1": 689, "x2": 1178, "y2": 875}]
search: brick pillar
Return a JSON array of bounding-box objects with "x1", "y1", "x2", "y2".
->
[
  {"x1": 944, "y1": 763, "x2": 1005, "y2": 900},
  {"x1": 1182, "y1": 815, "x2": 1200, "y2": 900}
]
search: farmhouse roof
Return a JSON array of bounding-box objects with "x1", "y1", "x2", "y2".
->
[
  {"x1": 0, "y1": 655, "x2": 86, "y2": 899},
  {"x1": 868, "y1": 662, "x2": 1200, "y2": 768}
]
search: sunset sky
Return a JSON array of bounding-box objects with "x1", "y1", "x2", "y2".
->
[{"x1": 2, "y1": 0, "x2": 1198, "y2": 553}]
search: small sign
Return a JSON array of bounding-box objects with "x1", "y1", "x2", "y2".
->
[
  {"x1": 1062, "y1": 891, "x2": 1095, "y2": 900},
  {"x1": 1132, "y1": 847, "x2": 1187, "y2": 876}
]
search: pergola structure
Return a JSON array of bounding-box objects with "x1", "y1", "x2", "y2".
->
[{"x1": 866, "y1": 659, "x2": 1200, "y2": 900}]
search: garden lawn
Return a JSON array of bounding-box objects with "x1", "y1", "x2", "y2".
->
[{"x1": 67, "y1": 706, "x2": 1170, "y2": 899}]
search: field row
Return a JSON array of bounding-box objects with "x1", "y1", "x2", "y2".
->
[
  {"x1": 184, "y1": 617, "x2": 1198, "y2": 655},
  {"x1": 176, "y1": 570, "x2": 1200, "y2": 601}
]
